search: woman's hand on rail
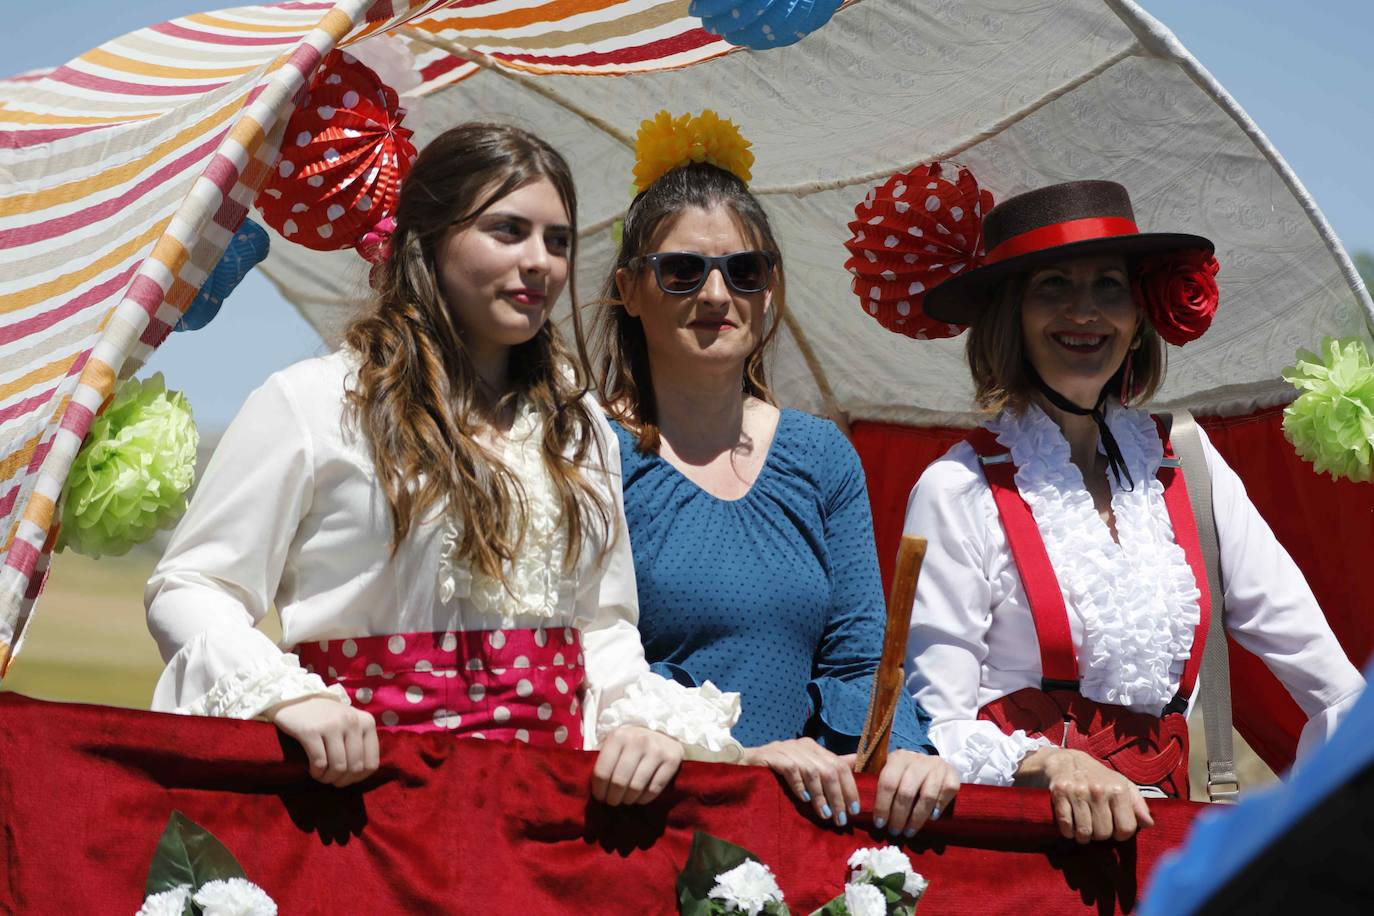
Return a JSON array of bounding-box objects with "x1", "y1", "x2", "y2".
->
[
  {"x1": 1015, "y1": 747, "x2": 1154, "y2": 843},
  {"x1": 741, "y1": 738, "x2": 859, "y2": 828},
  {"x1": 872, "y1": 750, "x2": 961, "y2": 837},
  {"x1": 592, "y1": 725, "x2": 685, "y2": 806},
  {"x1": 266, "y1": 695, "x2": 379, "y2": 788}
]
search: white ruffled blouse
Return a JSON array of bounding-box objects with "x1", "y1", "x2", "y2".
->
[
  {"x1": 903, "y1": 404, "x2": 1365, "y2": 785},
  {"x1": 146, "y1": 351, "x2": 742, "y2": 762}
]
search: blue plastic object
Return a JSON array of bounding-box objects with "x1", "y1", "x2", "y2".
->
[
  {"x1": 176, "y1": 218, "x2": 270, "y2": 332},
  {"x1": 690, "y1": 0, "x2": 843, "y2": 50}
]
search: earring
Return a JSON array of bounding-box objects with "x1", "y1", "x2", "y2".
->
[{"x1": 1120, "y1": 337, "x2": 1141, "y2": 407}]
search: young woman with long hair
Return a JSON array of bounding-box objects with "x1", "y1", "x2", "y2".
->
[{"x1": 147, "y1": 123, "x2": 741, "y2": 802}]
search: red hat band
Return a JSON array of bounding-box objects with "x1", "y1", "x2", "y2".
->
[{"x1": 984, "y1": 216, "x2": 1141, "y2": 265}]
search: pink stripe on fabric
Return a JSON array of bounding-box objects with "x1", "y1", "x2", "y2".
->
[
  {"x1": 48, "y1": 66, "x2": 228, "y2": 97},
  {"x1": 0, "y1": 389, "x2": 58, "y2": 427},
  {"x1": 0, "y1": 132, "x2": 226, "y2": 249},
  {"x1": 4, "y1": 537, "x2": 39, "y2": 577},
  {"x1": 202, "y1": 153, "x2": 239, "y2": 194},
  {"x1": 59, "y1": 401, "x2": 94, "y2": 438},
  {"x1": 125, "y1": 274, "x2": 167, "y2": 314},
  {"x1": 365, "y1": 1, "x2": 394, "y2": 22},
  {"x1": 284, "y1": 42, "x2": 322, "y2": 78},
  {"x1": 213, "y1": 195, "x2": 249, "y2": 231},
  {"x1": 140, "y1": 317, "x2": 173, "y2": 349},
  {"x1": 0, "y1": 263, "x2": 140, "y2": 347},
  {"x1": 151, "y1": 21, "x2": 302, "y2": 47},
  {"x1": 0, "y1": 484, "x2": 19, "y2": 521},
  {"x1": 25, "y1": 435, "x2": 54, "y2": 474},
  {"x1": 419, "y1": 55, "x2": 464, "y2": 82},
  {"x1": 24, "y1": 564, "x2": 48, "y2": 601},
  {"x1": 0, "y1": 124, "x2": 116, "y2": 150}
]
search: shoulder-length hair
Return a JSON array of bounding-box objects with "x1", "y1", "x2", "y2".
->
[
  {"x1": 591, "y1": 161, "x2": 786, "y2": 452},
  {"x1": 343, "y1": 123, "x2": 610, "y2": 584},
  {"x1": 966, "y1": 265, "x2": 1167, "y2": 414}
]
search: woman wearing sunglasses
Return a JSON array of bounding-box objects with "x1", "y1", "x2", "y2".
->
[{"x1": 593, "y1": 144, "x2": 960, "y2": 838}]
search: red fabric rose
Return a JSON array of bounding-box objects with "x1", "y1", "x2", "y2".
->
[{"x1": 1132, "y1": 249, "x2": 1220, "y2": 346}]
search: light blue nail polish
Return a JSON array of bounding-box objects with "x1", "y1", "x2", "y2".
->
[
  {"x1": 837, "y1": 810, "x2": 847, "y2": 827},
  {"x1": 904, "y1": 827, "x2": 917, "y2": 838},
  {"x1": 888, "y1": 823, "x2": 901, "y2": 836},
  {"x1": 801, "y1": 790, "x2": 812, "y2": 802},
  {"x1": 821, "y1": 803, "x2": 833, "y2": 819},
  {"x1": 874, "y1": 817, "x2": 887, "y2": 830},
  {"x1": 931, "y1": 806, "x2": 942, "y2": 821},
  {"x1": 849, "y1": 800, "x2": 861, "y2": 816}
]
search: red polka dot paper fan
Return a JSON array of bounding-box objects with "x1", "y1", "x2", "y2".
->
[
  {"x1": 256, "y1": 50, "x2": 416, "y2": 252},
  {"x1": 843, "y1": 161, "x2": 995, "y2": 340}
]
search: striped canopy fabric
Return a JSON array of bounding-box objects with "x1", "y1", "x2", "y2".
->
[{"x1": 1, "y1": 0, "x2": 1371, "y2": 680}]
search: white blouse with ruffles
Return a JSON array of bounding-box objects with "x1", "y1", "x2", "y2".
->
[
  {"x1": 146, "y1": 350, "x2": 742, "y2": 762},
  {"x1": 902, "y1": 404, "x2": 1365, "y2": 785}
]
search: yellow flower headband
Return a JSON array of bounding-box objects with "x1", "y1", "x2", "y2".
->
[{"x1": 631, "y1": 109, "x2": 755, "y2": 193}]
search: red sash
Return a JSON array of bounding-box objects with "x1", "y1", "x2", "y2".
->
[{"x1": 968, "y1": 419, "x2": 1210, "y2": 797}]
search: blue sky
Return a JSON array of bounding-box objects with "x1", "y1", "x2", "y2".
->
[{"x1": 6, "y1": 1, "x2": 1372, "y2": 429}]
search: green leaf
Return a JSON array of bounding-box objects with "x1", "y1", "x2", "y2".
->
[
  {"x1": 145, "y1": 810, "x2": 247, "y2": 898},
  {"x1": 806, "y1": 893, "x2": 850, "y2": 916},
  {"x1": 677, "y1": 832, "x2": 777, "y2": 916}
]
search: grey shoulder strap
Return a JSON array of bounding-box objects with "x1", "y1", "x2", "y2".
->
[{"x1": 1166, "y1": 410, "x2": 1240, "y2": 803}]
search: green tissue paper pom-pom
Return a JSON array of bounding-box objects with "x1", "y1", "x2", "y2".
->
[
  {"x1": 57, "y1": 373, "x2": 199, "y2": 558},
  {"x1": 1281, "y1": 336, "x2": 1374, "y2": 483}
]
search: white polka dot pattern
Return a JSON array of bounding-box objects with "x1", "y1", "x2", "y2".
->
[{"x1": 292, "y1": 627, "x2": 586, "y2": 748}]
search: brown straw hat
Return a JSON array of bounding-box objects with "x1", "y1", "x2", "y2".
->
[{"x1": 922, "y1": 180, "x2": 1213, "y2": 325}]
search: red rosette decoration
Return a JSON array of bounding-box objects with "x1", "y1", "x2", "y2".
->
[
  {"x1": 844, "y1": 162, "x2": 994, "y2": 339},
  {"x1": 1132, "y1": 249, "x2": 1220, "y2": 346},
  {"x1": 256, "y1": 50, "x2": 415, "y2": 252}
]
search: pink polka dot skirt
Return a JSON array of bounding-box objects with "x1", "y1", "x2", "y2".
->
[{"x1": 294, "y1": 628, "x2": 587, "y2": 749}]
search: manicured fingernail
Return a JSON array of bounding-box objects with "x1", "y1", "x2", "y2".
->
[
  {"x1": 837, "y1": 810, "x2": 847, "y2": 827},
  {"x1": 904, "y1": 827, "x2": 917, "y2": 838},
  {"x1": 931, "y1": 806, "x2": 942, "y2": 821},
  {"x1": 849, "y1": 801, "x2": 861, "y2": 815},
  {"x1": 821, "y1": 804, "x2": 833, "y2": 819},
  {"x1": 874, "y1": 817, "x2": 887, "y2": 830},
  {"x1": 801, "y1": 790, "x2": 812, "y2": 802},
  {"x1": 888, "y1": 823, "x2": 901, "y2": 836}
]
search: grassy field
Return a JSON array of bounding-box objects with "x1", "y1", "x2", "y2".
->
[{"x1": 1, "y1": 546, "x2": 1273, "y2": 801}]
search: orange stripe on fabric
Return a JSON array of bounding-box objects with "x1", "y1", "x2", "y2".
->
[
  {"x1": 227, "y1": 114, "x2": 265, "y2": 158},
  {"x1": 22, "y1": 493, "x2": 54, "y2": 531},
  {"x1": 318, "y1": 8, "x2": 354, "y2": 42},
  {"x1": 0, "y1": 355, "x2": 77, "y2": 402},
  {"x1": 80, "y1": 358, "x2": 117, "y2": 405},
  {"x1": 0, "y1": 432, "x2": 43, "y2": 480},
  {"x1": 0, "y1": 217, "x2": 170, "y2": 315},
  {"x1": 79, "y1": 47, "x2": 258, "y2": 80},
  {"x1": 149, "y1": 233, "x2": 190, "y2": 279},
  {"x1": 186, "y1": 12, "x2": 316, "y2": 34},
  {"x1": 414, "y1": 0, "x2": 626, "y2": 31},
  {"x1": 0, "y1": 96, "x2": 244, "y2": 215},
  {"x1": 0, "y1": 105, "x2": 153, "y2": 127}
]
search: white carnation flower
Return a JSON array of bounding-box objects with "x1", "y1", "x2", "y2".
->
[
  {"x1": 192, "y1": 878, "x2": 279, "y2": 916},
  {"x1": 844, "y1": 881, "x2": 888, "y2": 916},
  {"x1": 135, "y1": 885, "x2": 192, "y2": 916},
  {"x1": 707, "y1": 859, "x2": 784, "y2": 915},
  {"x1": 848, "y1": 845, "x2": 926, "y2": 896}
]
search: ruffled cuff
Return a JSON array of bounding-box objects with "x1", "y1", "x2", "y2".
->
[
  {"x1": 595, "y1": 674, "x2": 744, "y2": 763},
  {"x1": 805, "y1": 677, "x2": 937, "y2": 755},
  {"x1": 948, "y1": 729, "x2": 1052, "y2": 786},
  {"x1": 179, "y1": 652, "x2": 349, "y2": 719}
]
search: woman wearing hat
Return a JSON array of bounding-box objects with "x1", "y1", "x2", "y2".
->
[{"x1": 901, "y1": 179, "x2": 1364, "y2": 843}]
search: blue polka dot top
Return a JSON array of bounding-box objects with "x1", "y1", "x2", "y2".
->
[{"x1": 613, "y1": 410, "x2": 934, "y2": 753}]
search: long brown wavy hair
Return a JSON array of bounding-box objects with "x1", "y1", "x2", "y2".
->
[
  {"x1": 344, "y1": 123, "x2": 610, "y2": 584},
  {"x1": 592, "y1": 161, "x2": 786, "y2": 452}
]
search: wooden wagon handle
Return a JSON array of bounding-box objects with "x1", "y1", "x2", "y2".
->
[{"x1": 855, "y1": 535, "x2": 928, "y2": 774}]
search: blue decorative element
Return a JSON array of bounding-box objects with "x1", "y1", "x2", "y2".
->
[
  {"x1": 690, "y1": 0, "x2": 844, "y2": 50},
  {"x1": 176, "y1": 219, "x2": 270, "y2": 332}
]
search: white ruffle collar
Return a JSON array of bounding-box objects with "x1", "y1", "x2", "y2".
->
[
  {"x1": 985, "y1": 405, "x2": 1202, "y2": 708},
  {"x1": 437, "y1": 399, "x2": 575, "y2": 626}
]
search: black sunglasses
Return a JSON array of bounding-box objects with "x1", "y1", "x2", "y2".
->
[{"x1": 635, "y1": 250, "x2": 777, "y2": 295}]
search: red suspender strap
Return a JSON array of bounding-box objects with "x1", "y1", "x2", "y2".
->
[
  {"x1": 966, "y1": 429, "x2": 1080, "y2": 689},
  {"x1": 1152, "y1": 417, "x2": 1212, "y2": 705}
]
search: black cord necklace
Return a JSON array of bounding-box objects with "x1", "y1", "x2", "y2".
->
[{"x1": 1026, "y1": 365, "x2": 1134, "y2": 491}]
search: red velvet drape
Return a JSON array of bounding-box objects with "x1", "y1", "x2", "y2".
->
[
  {"x1": 852, "y1": 406, "x2": 1374, "y2": 774},
  {"x1": 0, "y1": 694, "x2": 1200, "y2": 914}
]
